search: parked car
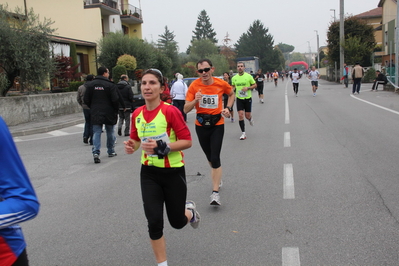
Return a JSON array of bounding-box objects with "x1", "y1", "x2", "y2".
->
[{"x1": 183, "y1": 77, "x2": 198, "y2": 88}]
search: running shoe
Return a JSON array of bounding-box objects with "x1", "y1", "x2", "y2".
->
[
  {"x1": 261, "y1": 99, "x2": 264, "y2": 103},
  {"x1": 313, "y1": 93, "x2": 316, "y2": 97},
  {"x1": 108, "y1": 152, "x2": 117, "y2": 157},
  {"x1": 186, "y1": 200, "x2": 200, "y2": 228},
  {"x1": 249, "y1": 118, "x2": 254, "y2": 126},
  {"x1": 210, "y1": 192, "x2": 221, "y2": 206},
  {"x1": 231, "y1": 118, "x2": 234, "y2": 123},
  {"x1": 93, "y1": 154, "x2": 101, "y2": 164},
  {"x1": 239, "y1": 133, "x2": 246, "y2": 140}
]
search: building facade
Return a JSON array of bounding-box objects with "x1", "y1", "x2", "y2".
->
[{"x1": 2, "y1": 0, "x2": 142, "y2": 85}]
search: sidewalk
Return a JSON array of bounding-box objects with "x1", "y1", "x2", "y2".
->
[{"x1": 9, "y1": 112, "x2": 84, "y2": 137}]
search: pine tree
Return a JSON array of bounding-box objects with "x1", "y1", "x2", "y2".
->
[
  {"x1": 157, "y1": 26, "x2": 179, "y2": 76},
  {"x1": 235, "y1": 20, "x2": 275, "y2": 71},
  {"x1": 192, "y1": 10, "x2": 217, "y2": 44}
]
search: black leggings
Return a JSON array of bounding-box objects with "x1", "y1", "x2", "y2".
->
[
  {"x1": 293, "y1": 83, "x2": 299, "y2": 94},
  {"x1": 141, "y1": 165, "x2": 188, "y2": 240},
  {"x1": 195, "y1": 124, "x2": 224, "y2": 168},
  {"x1": 12, "y1": 249, "x2": 29, "y2": 266}
]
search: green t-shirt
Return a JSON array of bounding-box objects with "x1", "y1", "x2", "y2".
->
[{"x1": 231, "y1": 72, "x2": 256, "y2": 99}]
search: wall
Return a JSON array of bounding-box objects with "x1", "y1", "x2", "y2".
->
[{"x1": 0, "y1": 93, "x2": 81, "y2": 126}]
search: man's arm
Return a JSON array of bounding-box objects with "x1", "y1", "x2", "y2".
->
[{"x1": 0, "y1": 118, "x2": 39, "y2": 229}]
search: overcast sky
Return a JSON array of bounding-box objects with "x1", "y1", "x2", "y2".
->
[{"x1": 131, "y1": 0, "x2": 379, "y2": 54}]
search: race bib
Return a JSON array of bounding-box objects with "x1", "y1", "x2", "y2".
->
[
  {"x1": 258, "y1": 78, "x2": 263, "y2": 82},
  {"x1": 199, "y1": 94, "x2": 218, "y2": 109},
  {"x1": 239, "y1": 89, "x2": 248, "y2": 97},
  {"x1": 142, "y1": 132, "x2": 170, "y2": 157}
]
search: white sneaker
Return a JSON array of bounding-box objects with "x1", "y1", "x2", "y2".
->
[
  {"x1": 186, "y1": 200, "x2": 200, "y2": 228},
  {"x1": 239, "y1": 133, "x2": 246, "y2": 140},
  {"x1": 249, "y1": 118, "x2": 254, "y2": 126},
  {"x1": 210, "y1": 192, "x2": 221, "y2": 206}
]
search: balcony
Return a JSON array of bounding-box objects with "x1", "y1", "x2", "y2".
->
[
  {"x1": 84, "y1": 0, "x2": 120, "y2": 16},
  {"x1": 120, "y1": 4, "x2": 143, "y2": 24}
]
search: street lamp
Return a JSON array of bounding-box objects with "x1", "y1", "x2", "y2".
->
[
  {"x1": 330, "y1": 9, "x2": 336, "y2": 21},
  {"x1": 315, "y1": 30, "x2": 319, "y2": 69}
]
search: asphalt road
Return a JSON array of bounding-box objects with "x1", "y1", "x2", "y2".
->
[{"x1": 14, "y1": 78, "x2": 399, "y2": 265}]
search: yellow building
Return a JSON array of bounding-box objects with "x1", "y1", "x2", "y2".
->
[
  {"x1": 355, "y1": 7, "x2": 383, "y2": 57},
  {"x1": 2, "y1": 0, "x2": 142, "y2": 80},
  {"x1": 378, "y1": 0, "x2": 397, "y2": 66}
]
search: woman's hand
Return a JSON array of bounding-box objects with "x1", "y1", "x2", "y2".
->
[
  {"x1": 124, "y1": 139, "x2": 136, "y2": 154},
  {"x1": 141, "y1": 138, "x2": 157, "y2": 155}
]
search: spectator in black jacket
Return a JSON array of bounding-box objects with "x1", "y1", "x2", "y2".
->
[
  {"x1": 117, "y1": 75, "x2": 134, "y2": 136},
  {"x1": 371, "y1": 70, "x2": 387, "y2": 91},
  {"x1": 84, "y1": 67, "x2": 120, "y2": 163}
]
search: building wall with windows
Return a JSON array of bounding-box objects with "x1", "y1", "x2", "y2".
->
[{"x1": 2, "y1": 0, "x2": 143, "y2": 76}]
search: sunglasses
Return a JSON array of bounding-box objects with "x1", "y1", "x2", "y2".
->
[{"x1": 197, "y1": 68, "x2": 211, "y2": 74}]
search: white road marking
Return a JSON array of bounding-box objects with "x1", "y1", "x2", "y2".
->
[
  {"x1": 351, "y1": 94, "x2": 399, "y2": 115},
  {"x1": 284, "y1": 132, "x2": 291, "y2": 147},
  {"x1": 283, "y1": 163, "x2": 295, "y2": 199},
  {"x1": 282, "y1": 247, "x2": 300, "y2": 266},
  {"x1": 48, "y1": 130, "x2": 70, "y2": 136},
  {"x1": 285, "y1": 94, "x2": 290, "y2": 124}
]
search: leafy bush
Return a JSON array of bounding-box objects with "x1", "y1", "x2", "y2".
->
[
  {"x1": 67, "y1": 81, "x2": 84, "y2": 92},
  {"x1": 363, "y1": 68, "x2": 375, "y2": 83},
  {"x1": 117, "y1": 54, "x2": 137, "y2": 70},
  {"x1": 112, "y1": 65, "x2": 127, "y2": 83}
]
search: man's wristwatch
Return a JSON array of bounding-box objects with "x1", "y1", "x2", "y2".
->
[{"x1": 227, "y1": 106, "x2": 233, "y2": 112}]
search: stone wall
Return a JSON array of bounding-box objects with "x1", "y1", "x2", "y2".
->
[{"x1": 0, "y1": 92, "x2": 80, "y2": 126}]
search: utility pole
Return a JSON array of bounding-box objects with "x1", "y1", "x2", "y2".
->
[
  {"x1": 339, "y1": 0, "x2": 345, "y2": 83},
  {"x1": 307, "y1": 41, "x2": 311, "y2": 67},
  {"x1": 315, "y1": 30, "x2": 320, "y2": 69},
  {"x1": 330, "y1": 9, "x2": 336, "y2": 22}
]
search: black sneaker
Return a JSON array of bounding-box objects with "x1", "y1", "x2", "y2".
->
[
  {"x1": 93, "y1": 154, "x2": 101, "y2": 164},
  {"x1": 117, "y1": 129, "x2": 122, "y2": 136},
  {"x1": 108, "y1": 153, "x2": 117, "y2": 157},
  {"x1": 83, "y1": 137, "x2": 88, "y2": 144}
]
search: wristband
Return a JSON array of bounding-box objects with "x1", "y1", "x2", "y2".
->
[{"x1": 227, "y1": 107, "x2": 233, "y2": 112}]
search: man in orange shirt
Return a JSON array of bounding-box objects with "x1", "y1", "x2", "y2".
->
[{"x1": 184, "y1": 59, "x2": 235, "y2": 206}]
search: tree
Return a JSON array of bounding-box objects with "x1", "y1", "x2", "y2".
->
[
  {"x1": 290, "y1": 52, "x2": 306, "y2": 62},
  {"x1": 190, "y1": 39, "x2": 218, "y2": 59},
  {"x1": 235, "y1": 20, "x2": 275, "y2": 71},
  {"x1": 220, "y1": 32, "x2": 237, "y2": 70},
  {"x1": 326, "y1": 16, "x2": 375, "y2": 66},
  {"x1": 192, "y1": 10, "x2": 217, "y2": 44},
  {"x1": 0, "y1": 5, "x2": 55, "y2": 96},
  {"x1": 112, "y1": 65, "x2": 127, "y2": 82},
  {"x1": 157, "y1": 26, "x2": 180, "y2": 75},
  {"x1": 97, "y1": 32, "x2": 156, "y2": 77},
  {"x1": 276, "y1": 43, "x2": 295, "y2": 54}
]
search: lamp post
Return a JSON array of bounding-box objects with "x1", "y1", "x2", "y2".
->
[
  {"x1": 330, "y1": 9, "x2": 336, "y2": 21},
  {"x1": 315, "y1": 30, "x2": 319, "y2": 69}
]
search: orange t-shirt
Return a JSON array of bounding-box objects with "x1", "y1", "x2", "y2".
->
[{"x1": 186, "y1": 77, "x2": 233, "y2": 126}]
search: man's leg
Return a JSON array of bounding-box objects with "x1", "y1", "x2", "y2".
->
[
  {"x1": 124, "y1": 110, "x2": 131, "y2": 136},
  {"x1": 92, "y1": 124, "x2": 102, "y2": 155},
  {"x1": 117, "y1": 110, "x2": 124, "y2": 136},
  {"x1": 105, "y1": 124, "x2": 116, "y2": 156}
]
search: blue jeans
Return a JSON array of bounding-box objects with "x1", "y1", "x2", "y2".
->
[
  {"x1": 352, "y1": 78, "x2": 362, "y2": 93},
  {"x1": 92, "y1": 124, "x2": 116, "y2": 155},
  {"x1": 83, "y1": 109, "x2": 93, "y2": 141}
]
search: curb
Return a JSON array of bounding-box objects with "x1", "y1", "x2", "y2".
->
[{"x1": 11, "y1": 118, "x2": 84, "y2": 137}]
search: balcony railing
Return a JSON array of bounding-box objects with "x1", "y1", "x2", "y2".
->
[
  {"x1": 84, "y1": 0, "x2": 117, "y2": 9},
  {"x1": 121, "y1": 4, "x2": 142, "y2": 20}
]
